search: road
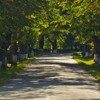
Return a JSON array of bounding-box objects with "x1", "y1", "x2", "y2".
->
[{"x1": 0, "y1": 53, "x2": 100, "y2": 100}]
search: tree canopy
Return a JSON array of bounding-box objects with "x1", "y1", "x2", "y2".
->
[{"x1": 0, "y1": 0, "x2": 99, "y2": 55}]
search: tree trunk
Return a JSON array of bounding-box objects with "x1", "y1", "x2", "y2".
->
[
  {"x1": 93, "y1": 36, "x2": 100, "y2": 64},
  {"x1": 0, "y1": 49, "x2": 7, "y2": 70},
  {"x1": 69, "y1": 34, "x2": 74, "y2": 52},
  {"x1": 52, "y1": 39, "x2": 57, "y2": 53},
  {"x1": 64, "y1": 34, "x2": 74, "y2": 51},
  {"x1": 49, "y1": 39, "x2": 57, "y2": 53},
  {"x1": 19, "y1": 43, "x2": 29, "y2": 60},
  {"x1": 10, "y1": 34, "x2": 17, "y2": 64},
  {"x1": 39, "y1": 35, "x2": 44, "y2": 50}
]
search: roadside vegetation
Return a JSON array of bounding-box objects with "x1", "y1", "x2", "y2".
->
[
  {"x1": 0, "y1": 57, "x2": 35, "y2": 85},
  {"x1": 73, "y1": 52, "x2": 100, "y2": 83}
]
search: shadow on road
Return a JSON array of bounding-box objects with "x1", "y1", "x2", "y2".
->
[{"x1": 0, "y1": 53, "x2": 99, "y2": 99}]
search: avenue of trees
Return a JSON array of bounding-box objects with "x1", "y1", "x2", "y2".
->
[{"x1": 0, "y1": 0, "x2": 100, "y2": 69}]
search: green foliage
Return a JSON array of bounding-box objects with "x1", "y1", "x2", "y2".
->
[
  {"x1": 0, "y1": 0, "x2": 99, "y2": 53},
  {"x1": 72, "y1": 52, "x2": 82, "y2": 56},
  {"x1": 0, "y1": 57, "x2": 35, "y2": 85},
  {"x1": 73, "y1": 53, "x2": 100, "y2": 83}
]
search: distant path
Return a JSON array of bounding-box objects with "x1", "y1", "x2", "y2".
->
[{"x1": 0, "y1": 53, "x2": 100, "y2": 100}]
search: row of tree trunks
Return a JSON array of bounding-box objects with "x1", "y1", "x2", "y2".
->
[
  {"x1": 0, "y1": 50, "x2": 34, "y2": 70},
  {"x1": 0, "y1": 32, "x2": 34, "y2": 69},
  {"x1": 39, "y1": 34, "x2": 58, "y2": 53}
]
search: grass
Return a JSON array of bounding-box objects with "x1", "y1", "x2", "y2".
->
[
  {"x1": 72, "y1": 52, "x2": 100, "y2": 83},
  {"x1": 0, "y1": 57, "x2": 35, "y2": 85}
]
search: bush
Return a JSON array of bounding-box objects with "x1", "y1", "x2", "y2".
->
[{"x1": 72, "y1": 52, "x2": 82, "y2": 56}]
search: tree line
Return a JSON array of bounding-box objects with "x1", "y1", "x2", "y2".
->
[{"x1": 0, "y1": 0, "x2": 100, "y2": 69}]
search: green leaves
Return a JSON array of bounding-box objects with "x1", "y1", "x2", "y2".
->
[{"x1": 0, "y1": 0, "x2": 99, "y2": 50}]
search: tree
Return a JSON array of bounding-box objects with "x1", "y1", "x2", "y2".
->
[{"x1": 70, "y1": 0, "x2": 100, "y2": 62}]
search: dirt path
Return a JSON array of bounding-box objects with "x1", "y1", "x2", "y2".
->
[{"x1": 0, "y1": 53, "x2": 100, "y2": 100}]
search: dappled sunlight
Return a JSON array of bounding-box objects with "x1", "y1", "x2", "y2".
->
[
  {"x1": 35, "y1": 53, "x2": 77, "y2": 64},
  {"x1": 0, "y1": 53, "x2": 100, "y2": 100}
]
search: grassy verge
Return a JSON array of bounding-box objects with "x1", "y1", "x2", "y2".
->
[
  {"x1": 0, "y1": 57, "x2": 35, "y2": 85},
  {"x1": 72, "y1": 52, "x2": 100, "y2": 83}
]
